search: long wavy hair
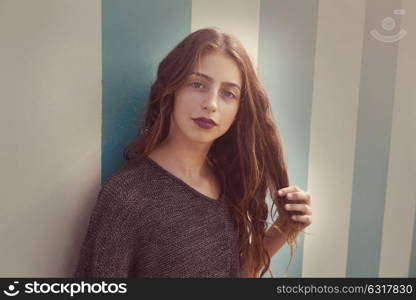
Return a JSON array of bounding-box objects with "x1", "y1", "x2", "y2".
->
[{"x1": 123, "y1": 27, "x2": 304, "y2": 278}]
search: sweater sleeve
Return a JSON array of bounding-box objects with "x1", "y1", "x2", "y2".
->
[{"x1": 73, "y1": 178, "x2": 139, "y2": 278}]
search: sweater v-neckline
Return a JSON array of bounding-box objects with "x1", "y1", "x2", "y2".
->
[{"x1": 143, "y1": 156, "x2": 225, "y2": 204}]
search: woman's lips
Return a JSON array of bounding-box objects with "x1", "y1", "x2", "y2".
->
[{"x1": 193, "y1": 119, "x2": 215, "y2": 129}]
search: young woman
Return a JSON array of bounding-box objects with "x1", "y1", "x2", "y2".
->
[{"x1": 74, "y1": 27, "x2": 312, "y2": 278}]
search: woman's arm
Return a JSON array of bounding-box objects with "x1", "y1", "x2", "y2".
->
[
  {"x1": 263, "y1": 222, "x2": 289, "y2": 259},
  {"x1": 239, "y1": 223, "x2": 289, "y2": 278},
  {"x1": 73, "y1": 179, "x2": 139, "y2": 278}
]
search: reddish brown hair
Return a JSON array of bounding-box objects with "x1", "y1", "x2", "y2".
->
[{"x1": 124, "y1": 27, "x2": 304, "y2": 277}]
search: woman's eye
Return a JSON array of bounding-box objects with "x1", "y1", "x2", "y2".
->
[
  {"x1": 190, "y1": 81, "x2": 204, "y2": 89},
  {"x1": 223, "y1": 90, "x2": 236, "y2": 99},
  {"x1": 190, "y1": 81, "x2": 236, "y2": 99}
]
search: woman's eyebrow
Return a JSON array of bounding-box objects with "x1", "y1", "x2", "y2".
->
[{"x1": 189, "y1": 72, "x2": 241, "y2": 91}]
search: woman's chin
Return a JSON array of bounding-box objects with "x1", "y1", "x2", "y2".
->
[{"x1": 186, "y1": 132, "x2": 217, "y2": 144}]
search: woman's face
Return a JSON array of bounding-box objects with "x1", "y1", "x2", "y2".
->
[{"x1": 169, "y1": 51, "x2": 242, "y2": 144}]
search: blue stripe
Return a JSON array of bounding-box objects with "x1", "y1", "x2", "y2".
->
[
  {"x1": 347, "y1": 0, "x2": 402, "y2": 277},
  {"x1": 102, "y1": 0, "x2": 192, "y2": 182},
  {"x1": 258, "y1": 0, "x2": 319, "y2": 277}
]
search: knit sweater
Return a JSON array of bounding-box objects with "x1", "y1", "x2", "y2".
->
[{"x1": 73, "y1": 156, "x2": 240, "y2": 278}]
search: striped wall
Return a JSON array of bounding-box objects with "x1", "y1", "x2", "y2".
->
[
  {"x1": 302, "y1": 0, "x2": 366, "y2": 277},
  {"x1": 0, "y1": 0, "x2": 414, "y2": 277},
  {"x1": 258, "y1": 0, "x2": 319, "y2": 278},
  {"x1": 347, "y1": 0, "x2": 402, "y2": 278},
  {"x1": 379, "y1": 0, "x2": 416, "y2": 277}
]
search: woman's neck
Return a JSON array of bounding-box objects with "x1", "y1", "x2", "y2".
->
[{"x1": 148, "y1": 138, "x2": 213, "y2": 183}]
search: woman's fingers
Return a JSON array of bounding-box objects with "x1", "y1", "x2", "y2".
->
[
  {"x1": 290, "y1": 214, "x2": 312, "y2": 225},
  {"x1": 284, "y1": 203, "x2": 312, "y2": 215}
]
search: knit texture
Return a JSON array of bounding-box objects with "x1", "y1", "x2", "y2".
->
[{"x1": 73, "y1": 156, "x2": 240, "y2": 278}]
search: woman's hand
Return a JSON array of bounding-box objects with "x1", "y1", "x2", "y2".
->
[{"x1": 278, "y1": 186, "x2": 312, "y2": 231}]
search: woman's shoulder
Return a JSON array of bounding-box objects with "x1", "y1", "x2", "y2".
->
[
  {"x1": 98, "y1": 156, "x2": 155, "y2": 206},
  {"x1": 104, "y1": 156, "x2": 153, "y2": 184}
]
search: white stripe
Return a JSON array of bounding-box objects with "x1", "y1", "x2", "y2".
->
[
  {"x1": 379, "y1": 0, "x2": 416, "y2": 277},
  {"x1": 191, "y1": 0, "x2": 260, "y2": 69},
  {"x1": 302, "y1": 0, "x2": 366, "y2": 277},
  {"x1": 0, "y1": 0, "x2": 101, "y2": 275}
]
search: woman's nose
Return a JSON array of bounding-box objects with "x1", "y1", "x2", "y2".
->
[{"x1": 202, "y1": 90, "x2": 219, "y2": 112}]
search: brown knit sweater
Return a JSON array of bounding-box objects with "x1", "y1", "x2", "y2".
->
[{"x1": 73, "y1": 156, "x2": 240, "y2": 278}]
